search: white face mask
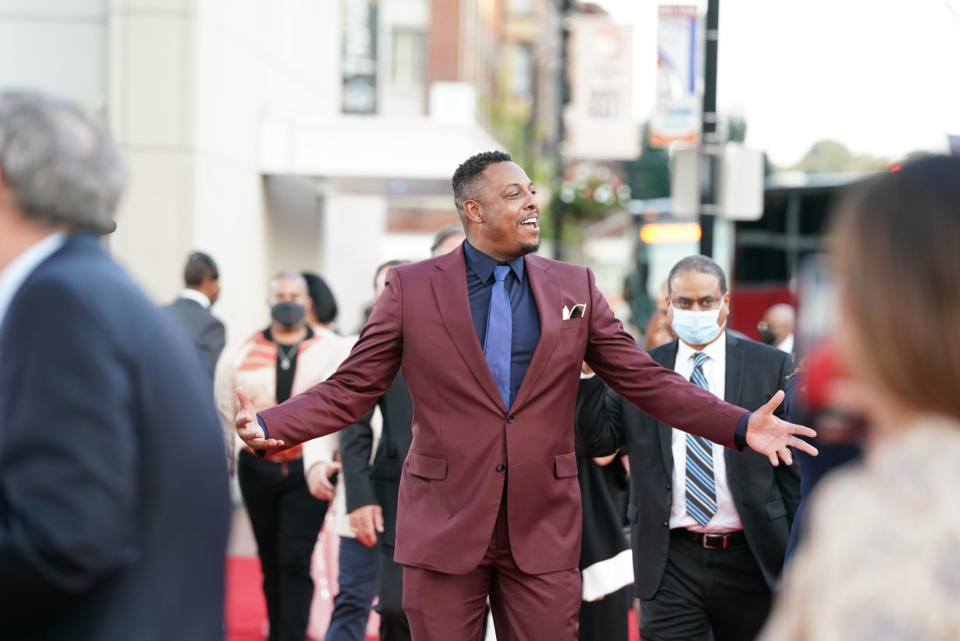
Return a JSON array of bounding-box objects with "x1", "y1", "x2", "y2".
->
[{"x1": 671, "y1": 305, "x2": 724, "y2": 346}]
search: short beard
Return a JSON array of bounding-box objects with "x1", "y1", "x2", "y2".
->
[{"x1": 520, "y1": 240, "x2": 541, "y2": 255}]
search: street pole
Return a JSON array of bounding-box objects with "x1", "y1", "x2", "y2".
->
[
  {"x1": 554, "y1": 0, "x2": 573, "y2": 261},
  {"x1": 699, "y1": 0, "x2": 719, "y2": 257}
]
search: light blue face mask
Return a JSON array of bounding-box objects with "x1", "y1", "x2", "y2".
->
[{"x1": 671, "y1": 305, "x2": 724, "y2": 346}]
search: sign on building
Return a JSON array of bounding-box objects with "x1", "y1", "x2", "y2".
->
[
  {"x1": 565, "y1": 16, "x2": 638, "y2": 160},
  {"x1": 650, "y1": 5, "x2": 701, "y2": 148},
  {"x1": 342, "y1": 0, "x2": 378, "y2": 114}
]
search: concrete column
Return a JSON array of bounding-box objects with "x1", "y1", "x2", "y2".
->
[{"x1": 319, "y1": 191, "x2": 388, "y2": 334}]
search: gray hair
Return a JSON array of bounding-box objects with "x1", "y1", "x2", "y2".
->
[
  {"x1": 269, "y1": 270, "x2": 307, "y2": 293},
  {"x1": 667, "y1": 255, "x2": 728, "y2": 294},
  {"x1": 0, "y1": 90, "x2": 125, "y2": 234}
]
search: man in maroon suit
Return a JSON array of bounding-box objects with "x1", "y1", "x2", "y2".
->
[{"x1": 236, "y1": 151, "x2": 816, "y2": 641}]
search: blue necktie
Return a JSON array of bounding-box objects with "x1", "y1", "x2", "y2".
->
[
  {"x1": 483, "y1": 265, "x2": 512, "y2": 408},
  {"x1": 685, "y1": 352, "x2": 718, "y2": 527}
]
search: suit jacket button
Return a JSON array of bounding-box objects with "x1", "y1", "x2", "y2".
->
[
  {"x1": 663, "y1": 521, "x2": 669, "y2": 527},
  {"x1": 496, "y1": 464, "x2": 506, "y2": 472},
  {"x1": 506, "y1": 415, "x2": 515, "y2": 423},
  {"x1": 666, "y1": 483, "x2": 671, "y2": 490}
]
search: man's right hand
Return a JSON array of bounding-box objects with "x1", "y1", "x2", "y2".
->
[
  {"x1": 235, "y1": 388, "x2": 285, "y2": 451},
  {"x1": 306, "y1": 460, "x2": 341, "y2": 500},
  {"x1": 348, "y1": 504, "x2": 384, "y2": 548}
]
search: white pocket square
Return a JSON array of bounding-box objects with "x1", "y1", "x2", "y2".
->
[{"x1": 562, "y1": 303, "x2": 587, "y2": 320}]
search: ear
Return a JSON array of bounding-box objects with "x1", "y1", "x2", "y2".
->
[{"x1": 463, "y1": 198, "x2": 482, "y2": 223}]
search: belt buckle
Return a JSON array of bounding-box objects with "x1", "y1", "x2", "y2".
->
[{"x1": 702, "y1": 533, "x2": 727, "y2": 550}]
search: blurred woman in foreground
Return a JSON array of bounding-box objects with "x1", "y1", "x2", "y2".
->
[{"x1": 760, "y1": 155, "x2": 960, "y2": 640}]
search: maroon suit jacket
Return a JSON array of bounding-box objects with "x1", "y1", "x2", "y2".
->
[{"x1": 260, "y1": 246, "x2": 746, "y2": 575}]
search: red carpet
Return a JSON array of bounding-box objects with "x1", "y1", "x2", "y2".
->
[
  {"x1": 227, "y1": 556, "x2": 640, "y2": 641},
  {"x1": 226, "y1": 556, "x2": 269, "y2": 641},
  {"x1": 227, "y1": 556, "x2": 379, "y2": 641}
]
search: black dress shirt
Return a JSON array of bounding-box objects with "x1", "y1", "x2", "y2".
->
[{"x1": 463, "y1": 241, "x2": 541, "y2": 409}]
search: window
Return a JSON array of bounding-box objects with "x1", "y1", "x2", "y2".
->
[
  {"x1": 510, "y1": 44, "x2": 534, "y2": 99},
  {"x1": 391, "y1": 28, "x2": 425, "y2": 90}
]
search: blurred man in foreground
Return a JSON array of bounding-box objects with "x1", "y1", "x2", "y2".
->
[{"x1": 0, "y1": 90, "x2": 230, "y2": 639}]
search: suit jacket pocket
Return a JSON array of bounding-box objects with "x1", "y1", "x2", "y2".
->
[
  {"x1": 554, "y1": 452, "x2": 578, "y2": 478},
  {"x1": 406, "y1": 451, "x2": 447, "y2": 481},
  {"x1": 765, "y1": 498, "x2": 787, "y2": 520}
]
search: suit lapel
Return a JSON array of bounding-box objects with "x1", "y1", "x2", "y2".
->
[
  {"x1": 430, "y1": 247, "x2": 505, "y2": 410},
  {"x1": 724, "y1": 333, "x2": 744, "y2": 469},
  {"x1": 510, "y1": 256, "x2": 560, "y2": 411},
  {"x1": 655, "y1": 341, "x2": 679, "y2": 475}
]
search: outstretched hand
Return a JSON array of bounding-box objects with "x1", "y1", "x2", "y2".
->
[
  {"x1": 746, "y1": 390, "x2": 818, "y2": 466},
  {"x1": 235, "y1": 388, "x2": 285, "y2": 451}
]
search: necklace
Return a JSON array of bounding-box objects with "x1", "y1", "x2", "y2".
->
[{"x1": 277, "y1": 343, "x2": 298, "y2": 370}]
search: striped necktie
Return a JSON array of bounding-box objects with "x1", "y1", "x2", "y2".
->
[{"x1": 685, "y1": 352, "x2": 718, "y2": 527}]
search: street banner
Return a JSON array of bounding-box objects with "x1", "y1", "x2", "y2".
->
[
  {"x1": 565, "y1": 16, "x2": 638, "y2": 160},
  {"x1": 342, "y1": 0, "x2": 378, "y2": 114},
  {"x1": 650, "y1": 5, "x2": 701, "y2": 148}
]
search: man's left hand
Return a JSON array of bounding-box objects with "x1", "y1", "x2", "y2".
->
[{"x1": 746, "y1": 390, "x2": 819, "y2": 466}]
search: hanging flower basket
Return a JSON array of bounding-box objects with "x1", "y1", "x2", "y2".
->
[{"x1": 557, "y1": 163, "x2": 631, "y2": 222}]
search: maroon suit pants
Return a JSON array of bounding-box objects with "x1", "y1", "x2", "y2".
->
[{"x1": 402, "y1": 499, "x2": 581, "y2": 641}]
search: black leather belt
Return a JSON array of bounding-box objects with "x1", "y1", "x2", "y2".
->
[{"x1": 675, "y1": 528, "x2": 746, "y2": 549}]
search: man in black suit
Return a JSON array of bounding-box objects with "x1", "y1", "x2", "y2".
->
[
  {"x1": 0, "y1": 90, "x2": 230, "y2": 640},
  {"x1": 338, "y1": 259, "x2": 415, "y2": 641},
  {"x1": 165, "y1": 251, "x2": 226, "y2": 374},
  {"x1": 578, "y1": 255, "x2": 800, "y2": 641}
]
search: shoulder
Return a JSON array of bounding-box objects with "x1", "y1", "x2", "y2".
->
[
  {"x1": 304, "y1": 327, "x2": 355, "y2": 352},
  {"x1": 13, "y1": 236, "x2": 148, "y2": 325},
  {"x1": 732, "y1": 333, "x2": 790, "y2": 364},
  {"x1": 525, "y1": 254, "x2": 589, "y2": 277},
  {"x1": 647, "y1": 339, "x2": 677, "y2": 360},
  {"x1": 383, "y1": 255, "x2": 449, "y2": 284}
]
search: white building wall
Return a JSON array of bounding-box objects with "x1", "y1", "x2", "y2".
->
[
  {"x1": 0, "y1": 0, "x2": 108, "y2": 112},
  {"x1": 106, "y1": 0, "x2": 342, "y2": 343},
  {"x1": 1, "y1": 0, "x2": 500, "y2": 342}
]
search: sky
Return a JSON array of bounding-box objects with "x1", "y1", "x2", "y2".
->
[{"x1": 597, "y1": 0, "x2": 960, "y2": 167}]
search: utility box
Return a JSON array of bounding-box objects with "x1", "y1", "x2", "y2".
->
[{"x1": 670, "y1": 143, "x2": 764, "y2": 221}]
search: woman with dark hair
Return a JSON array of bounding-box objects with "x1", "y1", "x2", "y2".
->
[
  {"x1": 302, "y1": 271, "x2": 339, "y2": 329},
  {"x1": 760, "y1": 155, "x2": 960, "y2": 640}
]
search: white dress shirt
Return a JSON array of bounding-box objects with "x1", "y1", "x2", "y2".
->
[
  {"x1": 669, "y1": 331, "x2": 744, "y2": 532},
  {"x1": 0, "y1": 231, "x2": 66, "y2": 331},
  {"x1": 777, "y1": 334, "x2": 794, "y2": 354},
  {"x1": 179, "y1": 288, "x2": 212, "y2": 309}
]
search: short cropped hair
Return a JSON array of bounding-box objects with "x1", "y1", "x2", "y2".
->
[
  {"x1": 269, "y1": 270, "x2": 307, "y2": 295},
  {"x1": 430, "y1": 223, "x2": 464, "y2": 254},
  {"x1": 302, "y1": 272, "x2": 338, "y2": 325},
  {"x1": 667, "y1": 255, "x2": 728, "y2": 295},
  {"x1": 0, "y1": 89, "x2": 125, "y2": 234},
  {"x1": 452, "y1": 151, "x2": 512, "y2": 215},
  {"x1": 184, "y1": 252, "x2": 218, "y2": 287},
  {"x1": 373, "y1": 259, "x2": 409, "y2": 288}
]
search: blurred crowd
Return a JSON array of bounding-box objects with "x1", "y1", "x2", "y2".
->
[{"x1": 2, "y1": 90, "x2": 959, "y2": 641}]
